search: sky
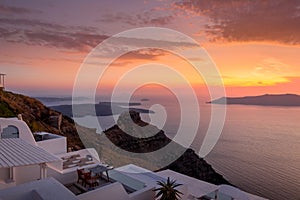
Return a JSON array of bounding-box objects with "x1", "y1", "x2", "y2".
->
[{"x1": 0, "y1": 0, "x2": 300, "y2": 97}]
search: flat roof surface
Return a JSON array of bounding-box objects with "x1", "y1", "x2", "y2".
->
[
  {"x1": 0, "y1": 138, "x2": 60, "y2": 168},
  {"x1": 0, "y1": 177, "x2": 78, "y2": 200},
  {"x1": 218, "y1": 185, "x2": 268, "y2": 200},
  {"x1": 157, "y1": 169, "x2": 218, "y2": 198},
  {"x1": 113, "y1": 164, "x2": 166, "y2": 188}
]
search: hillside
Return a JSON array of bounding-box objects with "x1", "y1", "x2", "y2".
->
[
  {"x1": 209, "y1": 94, "x2": 300, "y2": 106},
  {"x1": 0, "y1": 90, "x2": 229, "y2": 185},
  {"x1": 0, "y1": 90, "x2": 84, "y2": 150}
]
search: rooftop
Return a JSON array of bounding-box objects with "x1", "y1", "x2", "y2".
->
[
  {"x1": 33, "y1": 132, "x2": 64, "y2": 142},
  {"x1": 0, "y1": 138, "x2": 60, "y2": 168},
  {"x1": 0, "y1": 178, "x2": 78, "y2": 200},
  {"x1": 157, "y1": 170, "x2": 267, "y2": 200},
  {"x1": 157, "y1": 169, "x2": 218, "y2": 198}
]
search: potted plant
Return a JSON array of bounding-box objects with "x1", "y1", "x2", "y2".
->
[{"x1": 153, "y1": 177, "x2": 183, "y2": 200}]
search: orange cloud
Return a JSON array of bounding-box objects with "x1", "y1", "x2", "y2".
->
[{"x1": 225, "y1": 76, "x2": 300, "y2": 97}]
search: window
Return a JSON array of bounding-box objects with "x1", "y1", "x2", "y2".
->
[{"x1": 1, "y1": 125, "x2": 19, "y2": 139}]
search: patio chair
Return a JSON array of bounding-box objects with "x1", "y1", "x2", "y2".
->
[
  {"x1": 77, "y1": 169, "x2": 85, "y2": 184},
  {"x1": 83, "y1": 172, "x2": 99, "y2": 188}
]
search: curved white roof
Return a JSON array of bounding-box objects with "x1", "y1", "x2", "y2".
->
[{"x1": 0, "y1": 138, "x2": 60, "y2": 168}]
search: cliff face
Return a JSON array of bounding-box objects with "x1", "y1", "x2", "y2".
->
[
  {"x1": 103, "y1": 110, "x2": 230, "y2": 185},
  {"x1": 160, "y1": 149, "x2": 229, "y2": 185},
  {"x1": 0, "y1": 90, "x2": 84, "y2": 150}
]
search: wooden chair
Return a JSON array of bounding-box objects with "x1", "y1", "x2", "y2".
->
[
  {"x1": 77, "y1": 169, "x2": 85, "y2": 184},
  {"x1": 83, "y1": 172, "x2": 99, "y2": 188}
]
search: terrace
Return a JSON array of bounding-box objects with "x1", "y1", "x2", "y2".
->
[
  {"x1": 51, "y1": 148, "x2": 101, "y2": 172},
  {"x1": 34, "y1": 132, "x2": 63, "y2": 141},
  {"x1": 64, "y1": 165, "x2": 149, "y2": 195},
  {"x1": 62, "y1": 154, "x2": 95, "y2": 169},
  {"x1": 0, "y1": 117, "x2": 267, "y2": 200},
  {"x1": 34, "y1": 132, "x2": 67, "y2": 155},
  {"x1": 56, "y1": 164, "x2": 156, "y2": 200},
  {"x1": 65, "y1": 164, "x2": 114, "y2": 195}
]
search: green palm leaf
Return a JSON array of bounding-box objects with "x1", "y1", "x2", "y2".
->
[{"x1": 153, "y1": 177, "x2": 183, "y2": 200}]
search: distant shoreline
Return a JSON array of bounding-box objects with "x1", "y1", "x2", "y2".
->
[
  {"x1": 208, "y1": 94, "x2": 300, "y2": 107},
  {"x1": 51, "y1": 102, "x2": 153, "y2": 118}
]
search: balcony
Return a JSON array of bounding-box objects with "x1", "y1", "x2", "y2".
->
[{"x1": 34, "y1": 132, "x2": 67, "y2": 155}]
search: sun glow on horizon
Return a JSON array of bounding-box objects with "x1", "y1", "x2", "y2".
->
[{"x1": 0, "y1": 1, "x2": 299, "y2": 97}]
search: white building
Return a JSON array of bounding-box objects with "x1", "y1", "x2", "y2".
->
[{"x1": 0, "y1": 118, "x2": 267, "y2": 200}]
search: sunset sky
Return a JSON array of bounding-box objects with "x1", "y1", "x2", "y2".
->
[{"x1": 1, "y1": 0, "x2": 300, "y2": 97}]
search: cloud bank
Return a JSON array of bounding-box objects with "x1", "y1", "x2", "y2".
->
[
  {"x1": 0, "y1": 17, "x2": 108, "y2": 51},
  {"x1": 175, "y1": 0, "x2": 300, "y2": 45}
]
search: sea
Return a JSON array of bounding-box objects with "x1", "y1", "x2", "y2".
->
[{"x1": 40, "y1": 95, "x2": 300, "y2": 200}]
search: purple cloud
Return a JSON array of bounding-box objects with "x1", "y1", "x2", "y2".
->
[
  {"x1": 99, "y1": 10, "x2": 173, "y2": 26},
  {"x1": 0, "y1": 18, "x2": 108, "y2": 51},
  {"x1": 0, "y1": 4, "x2": 35, "y2": 14},
  {"x1": 174, "y1": 0, "x2": 300, "y2": 45}
]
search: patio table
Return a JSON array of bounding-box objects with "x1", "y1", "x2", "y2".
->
[{"x1": 89, "y1": 165, "x2": 113, "y2": 182}]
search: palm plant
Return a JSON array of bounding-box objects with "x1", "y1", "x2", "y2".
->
[{"x1": 153, "y1": 177, "x2": 183, "y2": 200}]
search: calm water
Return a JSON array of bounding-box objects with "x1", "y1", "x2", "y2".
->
[
  {"x1": 43, "y1": 96, "x2": 300, "y2": 200},
  {"x1": 204, "y1": 105, "x2": 300, "y2": 200},
  {"x1": 140, "y1": 98, "x2": 300, "y2": 200}
]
